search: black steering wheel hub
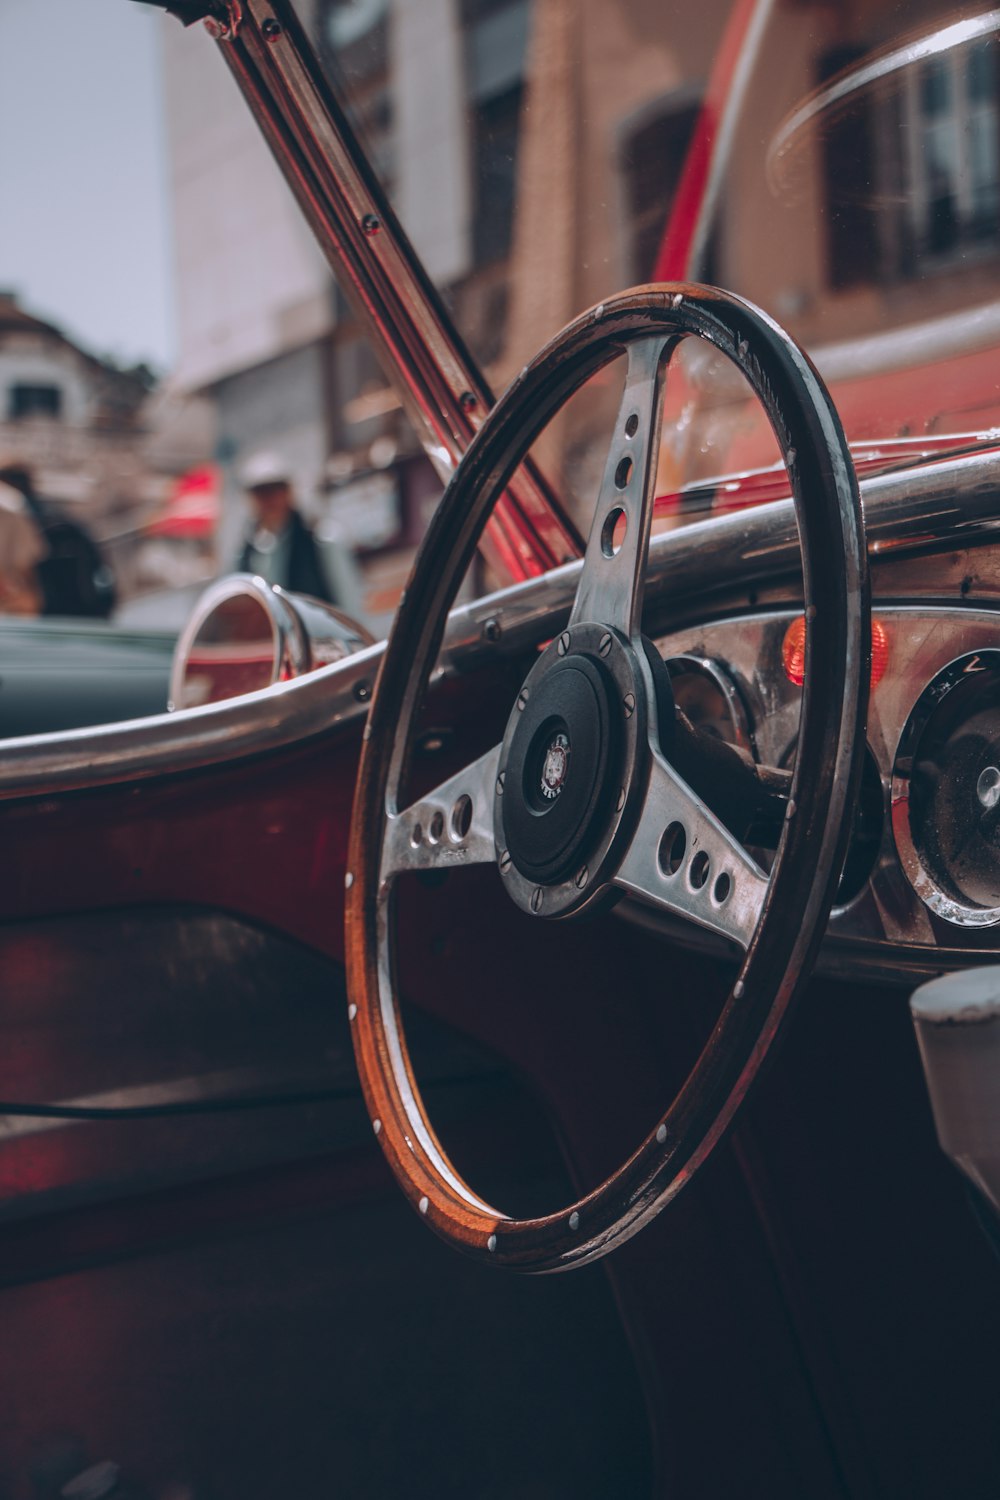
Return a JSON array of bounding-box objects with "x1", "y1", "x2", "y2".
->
[
  {"x1": 503, "y1": 651, "x2": 618, "y2": 883},
  {"x1": 495, "y1": 622, "x2": 650, "y2": 916}
]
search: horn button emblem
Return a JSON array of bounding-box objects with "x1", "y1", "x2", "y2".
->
[{"x1": 540, "y1": 732, "x2": 570, "y2": 800}]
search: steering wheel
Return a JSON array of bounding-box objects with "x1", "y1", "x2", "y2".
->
[{"x1": 345, "y1": 286, "x2": 870, "y2": 1271}]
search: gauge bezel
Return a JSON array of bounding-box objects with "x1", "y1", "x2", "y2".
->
[
  {"x1": 892, "y1": 648, "x2": 1000, "y2": 929},
  {"x1": 663, "y1": 652, "x2": 753, "y2": 753}
]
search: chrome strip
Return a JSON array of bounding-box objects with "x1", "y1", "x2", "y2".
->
[
  {"x1": 817, "y1": 299, "x2": 1000, "y2": 383},
  {"x1": 685, "y1": 0, "x2": 777, "y2": 279},
  {"x1": 1, "y1": 448, "x2": 999, "y2": 802}
]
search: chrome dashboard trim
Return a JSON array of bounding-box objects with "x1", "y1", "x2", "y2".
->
[
  {"x1": 642, "y1": 604, "x2": 1000, "y2": 974},
  {"x1": 0, "y1": 448, "x2": 999, "y2": 803}
]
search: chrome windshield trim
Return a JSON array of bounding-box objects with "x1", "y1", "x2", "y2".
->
[{"x1": 1, "y1": 446, "x2": 998, "y2": 801}]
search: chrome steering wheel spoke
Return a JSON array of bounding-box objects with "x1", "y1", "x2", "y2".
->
[
  {"x1": 381, "y1": 744, "x2": 501, "y2": 880},
  {"x1": 615, "y1": 749, "x2": 769, "y2": 950},
  {"x1": 568, "y1": 335, "x2": 673, "y2": 639}
]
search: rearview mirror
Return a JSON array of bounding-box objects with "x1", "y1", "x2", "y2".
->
[{"x1": 169, "y1": 574, "x2": 374, "y2": 711}]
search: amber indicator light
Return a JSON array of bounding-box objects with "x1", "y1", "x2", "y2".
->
[{"x1": 781, "y1": 616, "x2": 888, "y2": 689}]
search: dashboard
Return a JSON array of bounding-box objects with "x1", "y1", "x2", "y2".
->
[{"x1": 650, "y1": 604, "x2": 1000, "y2": 981}]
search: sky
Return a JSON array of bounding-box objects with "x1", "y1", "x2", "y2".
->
[{"x1": 0, "y1": 0, "x2": 174, "y2": 371}]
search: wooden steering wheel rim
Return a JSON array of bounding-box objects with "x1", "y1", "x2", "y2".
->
[{"x1": 345, "y1": 285, "x2": 870, "y2": 1272}]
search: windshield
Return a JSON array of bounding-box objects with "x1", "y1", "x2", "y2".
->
[
  {"x1": 306, "y1": 0, "x2": 1000, "y2": 509},
  {"x1": 2, "y1": 0, "x2": 998, "y2": 734}
]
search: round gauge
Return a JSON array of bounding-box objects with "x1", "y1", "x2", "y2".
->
[
  {"x1": 893, "y1": 650, "x2": 1000, "y2": 926},
  {"x1": 664, "y1": 654, "x2": 751, "y2": 751}
]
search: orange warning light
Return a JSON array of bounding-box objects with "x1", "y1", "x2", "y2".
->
[{"x1": 781, "y1": 615, "x2": 889, "y2": 690}]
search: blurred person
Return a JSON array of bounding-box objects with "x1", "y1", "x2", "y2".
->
[
  {"x1": 0, "y1": 464, "x2": 116, "y2": 618},
  {"x1": 236, "y1": 451, "x2": 338, "y2": 604},
  {"x1": 0, "y1": 476, "x2": 45, "y2": 615}
]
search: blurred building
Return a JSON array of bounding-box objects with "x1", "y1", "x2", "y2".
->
[
  {"x1": 0, "y1": 291, "x2": 216, "y2": 604},
  {"x1": 0, "y1": 290, "x2": 156, "y2": 522},
  {"x1": 160, "y1": 0, "x2": 733, "y2": 599},
  {"x1": 162, "y1": 0, "x2": 1000, "y2": 573}
]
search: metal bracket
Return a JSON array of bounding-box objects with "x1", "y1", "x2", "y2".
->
[
  {"x1": 131, "y1": 0, "x2": 240, "y2": 33},
  {"x1": 204, "y1": 0, "x2": 243, "y2": 39}
]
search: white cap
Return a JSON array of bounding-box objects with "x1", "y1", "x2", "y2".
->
[{"x1": 239, "y1": 450, "x2": 291, "y2": 490}]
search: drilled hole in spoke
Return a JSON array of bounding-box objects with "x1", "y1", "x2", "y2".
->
[
  {"x1": 410, "y1": 823, "x2": 423, "y2": 848},
  {"x1": 713, "y1": 872, "x2": 731, "y2": 905},
  {"x1": 614, "y1": 455, "x2": 634, "y2": 489},
  {"x1": 451, "y1": 794, "x2": 473, "y2": 841},
  {"x1": 690, "y1": 851, "x2": 710, "y2": 889},
  {"x1": 601, "y1": 507, "x2": 627, "y2": 557},
  {"x1": 658, "y1": 823, "x2": 686, "y2": 876},
  {"x1": 428, "y1": 810, "x2": 445, "y2": 844},
  {"x1": 624, "y1": 413, "x2": 639, "y2": 438}
]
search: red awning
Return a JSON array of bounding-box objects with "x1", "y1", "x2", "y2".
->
[{"x1": 147, "y1": 465, "x2": 219, "y2": 539}]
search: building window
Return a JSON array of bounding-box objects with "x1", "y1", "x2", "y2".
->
[
  {"x1": 820, "y1": 36, "x2": 1000, "y2": 290},
  {"x1": 473, "y1": 84, "x2": 523, "y2": 265},
  {"x1": 316, "y1": 0, "x2": 392, "y2": 192},
  {"x1": 903, "y1": 39, "x2": 1000, "y2": 263},
  {"x1": 621, "y1": 100, "x2": 701, "y2": 282},
  {"x1": 9, "y1": 383, "x2": 62, "y2": 420},
  {"x1": 818, "y1": 45, "x2": 881, "y2": 290},
  {"x1": 465, "y1": 0, "x2": 531, "y2": 268},
  {"x1": 322, "y1": 0, "x2": 388, "y2": 78}
]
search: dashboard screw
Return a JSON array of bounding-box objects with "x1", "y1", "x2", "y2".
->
[
  {"x1": 557, "y1": 631, "x2": 571, "y2": 655},
  {"x1": 598, "y1": 633, "x2": 613, "y2": 657},
  {"x1": 517, "y1": 688, "x2": 530, "y2": 711},
  {"x1": 262, "y1": 16, "x2": 282, "y2": 37},
  {"x1": 482, "y1": 616, "x2": 501, "y2": 643},
  {"x1": 623, "y1": 692, "x2": 636, "y2": 718},
  {"x1": 575, "y1": 866, "x2": 588, "y2": 888},
  {"x1": 361, "y1": 213, "x2": 382, "y2": 236},
  {"x1": 495, "y1": 772, "x2": 505, "y2": 795},
  {"x1": 353, "y1": 680, "x2": 371, "y2": 702},
  {"x1": 616, "y1": 786, "x2": 626, "y2": 813},
  {"x1": 459, "y1": 390, "x2": 477, "y2": 412},
  {"x1": 499, "y1": 849, "x2": 512, "y2": 873},
  {"x1": 531, "y1": 887, "x2": 544, "y2": 913}
]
